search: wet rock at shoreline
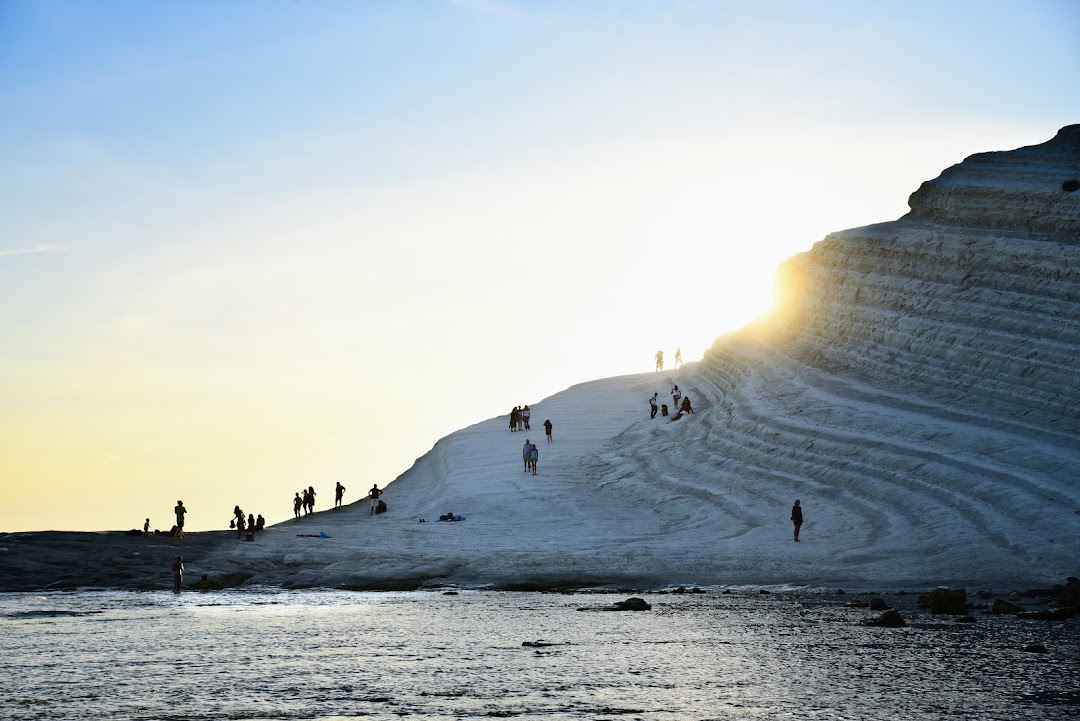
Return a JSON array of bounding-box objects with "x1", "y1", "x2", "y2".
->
[{"x1": 990, "y1": 599, "x2": 1025, "y2": 615}]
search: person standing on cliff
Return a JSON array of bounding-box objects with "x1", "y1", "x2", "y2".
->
[
  {"x1": 674, "y1": 347, "x2": 683, "y2": 368},
  {"x1": 655, "y1": 349, "x2": 664, "y2": 371},
  {"x1": 335, "y1": 481, "x2": 346, "y2": 509},
  {"x1": 174, "y1": 501, "x2": 187, "y2": 539},
  {"x1": 172, "y1": 555, "x2": 184, "y2": 593},
  {"x1": 791, "y1": 499, "x2": 803, "y2": 542}
]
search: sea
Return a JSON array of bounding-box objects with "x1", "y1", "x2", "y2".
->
[{"x1": 1, "y1": 588, "x2": 1077, "y2": 720}]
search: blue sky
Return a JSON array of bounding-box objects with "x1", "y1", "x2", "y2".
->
[{"x1": 1, "y1": 0, "x2": 1078, "y2": 531}]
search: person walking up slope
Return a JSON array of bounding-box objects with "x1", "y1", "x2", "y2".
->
[
  {"x1": 522, "y1": 439, "x2": 532, "y2": 472},
  {"x1": 369, "y1": 484, "x2": 382, "y2": 515}
]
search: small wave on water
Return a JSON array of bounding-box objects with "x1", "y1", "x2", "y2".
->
[{"x1": 4, "y1": 609, "x2": 105, "y2": 619}]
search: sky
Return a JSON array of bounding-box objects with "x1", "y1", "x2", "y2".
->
[{"x1": 1, "y1": 0, "x2": 1078, "y2": 532}]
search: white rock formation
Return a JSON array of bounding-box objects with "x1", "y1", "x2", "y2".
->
[{"x1": 161, "y1": 126, "x2": 1080, "y2": 590}]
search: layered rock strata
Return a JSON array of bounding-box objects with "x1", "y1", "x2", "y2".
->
[{"x1": 672, "y1": 126, "x2": 1080, "y2": 584}]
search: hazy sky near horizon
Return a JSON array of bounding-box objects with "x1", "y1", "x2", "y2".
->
[{"x1": 2, "y1": 0, "x2": 1078, "y2": 532}]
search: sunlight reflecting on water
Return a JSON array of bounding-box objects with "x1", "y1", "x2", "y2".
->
[{"x1": 1, "y1": 589, "x2": 1077, "y2": 720}]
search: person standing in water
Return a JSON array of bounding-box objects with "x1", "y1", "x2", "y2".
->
[
  {"x1": 172, "y1": 556, "x2": 184, "y2": 593},
  {"x1": 791, "y1": 499, "x2": 803, "y2": 542}
]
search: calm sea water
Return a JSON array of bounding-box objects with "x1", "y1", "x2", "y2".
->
[{"x1": 1, "y1": 588, "x2": 1077, "y2": 720}]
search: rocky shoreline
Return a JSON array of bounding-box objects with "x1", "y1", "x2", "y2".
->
[{"x1": 3, "y1": 530, "x2": 1077, "y2": 617}]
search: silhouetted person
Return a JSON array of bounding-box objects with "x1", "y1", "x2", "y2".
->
[
  {"x1": 143, "y1": 518, "x2": 150, "y2": 535},
  {"x1": 174, "y1": 501, "x2": 187, "y2": 539},
  {"x1": 335, "y1": 481, "x2": 346, "y2": 509},
  {"x1": 172, "y1": 556, "x2": 184, "y2": 593},
  {"x1": 294, "y1": 492, "x2": 302, "y2": 520},
  {"x1": 791, "y1": 500, "x2": 803, "y2": 542},
  {"x1": 544, "y1": 419, "x2": 553, "y2": 443},
  {"x1": 369, "y1": 484, "x2": 382, "y2": 514}
]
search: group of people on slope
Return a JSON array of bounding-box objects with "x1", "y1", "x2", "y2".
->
[
  {"x1": 293, "y1": 486, "x2": 319, "y2": 519},
  {"x1": 509, "y1": 404, "x2": 531, "y2": 431},
  {"x1": 521, "y1": 438, "x2": 540, "y2": 475},
  {"x1": 649, "y1": 384, "x2": 693, "y2": 419},
  {"x1": 654, "y1": 347, "x2": 683, "y2": 372},
  {"x1": 292, "y1": 482, "x2": 385, "y2": 518},
  {"x1": 232, "y1": 505, "x2": 266, "y2": 538},
  {"x1": 141, "y1": 500, "x2": 189, "y2": 538},
  {"x1": 509, "y1": 405, "x2": 553, "y2": 443}
]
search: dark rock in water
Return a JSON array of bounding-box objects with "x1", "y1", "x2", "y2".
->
[
  {"x1": 614, "y1": 597, "x2": 651, "y2": 611},
  {"x1": 759, "y1": 589, "x2": 770, "y2": 595},
  {"x1": 1018, "y1": 606, "x2": 1079, "y2": 620},
  {"x1": 1023, "y1": 643, "x2": 1048, "y2": 654},
  {"x1": 834, "y1": 589, "x2": 846, "y2": 595},
  {"x1": 956, "y1": 615, "x2": 977, "y2": 624},
  {"x1": 722, "y1": 589, "x2": 732, "y2": 594},
  {"x1": 578, "y1": 596, "x2": 652, "y2": 612},
  {"x1": 691, "y1": 587, "x2": 705, "y2": 594},
  {"x1": 927, "y1": 588, "x2": 969, "y2": 615},
  {"x1": 442, "y1": 591, "x2": 459, "y2": 596},
  {"x1": 672, "y1": 586, "x2": 687, "y2": 594},
  {"x1": 845, "y1": 600, "x2": 870, "y2": 608},
  {"x1": 861, "y1": 609, "x2": 906, "y2": 628},
  {"x1": 991, "y1": 599, "x2": 1025, "y2": 615},
  {"x1": 521, "y1": 640, "x2": 560, "y2": 647},
  {"x1": 976, "y1": 590, "x2": 994, "y2": 599},
  {"x1": 868, "y1": 597, "x2": 890, "y2": 611}
]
